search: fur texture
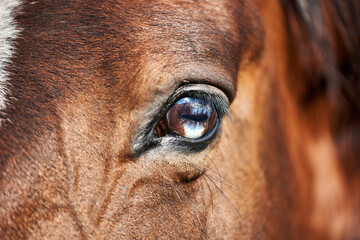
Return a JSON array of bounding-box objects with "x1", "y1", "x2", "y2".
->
[
  {"x1": 1, "y1": 0, "x2": 359, "y2": 239},
  {"x1": 0, "y1": 0, "x2": 21, "y2": 116}
]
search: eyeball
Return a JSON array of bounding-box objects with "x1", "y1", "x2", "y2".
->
[{"x1": 156, "y1": 97, "x2": 218, "y2": 139}]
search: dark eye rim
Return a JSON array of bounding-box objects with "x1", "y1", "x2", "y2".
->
[{"x1": 132, "y1": 84, "x2": 230, "y2": 156}]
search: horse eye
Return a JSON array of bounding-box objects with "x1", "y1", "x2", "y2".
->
[{"x1": 156, "y1": 97, "x2": 218, "y2": 139}]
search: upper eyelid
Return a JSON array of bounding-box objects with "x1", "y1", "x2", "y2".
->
[{"x1": 132, "y1": 84, "x2": 229, "y2": 156}]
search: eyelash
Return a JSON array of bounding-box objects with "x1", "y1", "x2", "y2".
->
[{"x1": 179, "y1": 92, "x2": 230, "y2": 119}]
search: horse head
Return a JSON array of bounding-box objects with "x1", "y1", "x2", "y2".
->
[{"x1": 0, "y1": 0, "x2": 359, "y2": 239}]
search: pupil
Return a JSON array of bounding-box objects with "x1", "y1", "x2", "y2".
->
[{"x1": 181, "y1": 114, "x2": 208, "y2": 122}]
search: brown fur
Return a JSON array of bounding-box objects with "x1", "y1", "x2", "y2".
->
[{"x1": 0, "y1": 0, "x2": 359, "y2": 239}]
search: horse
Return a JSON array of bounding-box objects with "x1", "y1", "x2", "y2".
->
[{"x1": 0, "y1": 0, "x2": 359, "y2": 239}]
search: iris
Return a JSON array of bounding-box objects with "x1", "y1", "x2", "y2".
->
[{"x1": 156, "y1": 97, "x2": 218, "y2": 139}]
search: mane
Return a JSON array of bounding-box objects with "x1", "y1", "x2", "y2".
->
[
  {"x1": 281, "y1": 0, "x2": 360, "y2": 237},
  {"x1": 0, "y1": 0, "x2": 21, "y2": 120},
  {"x1": 282, "y1": 0, "x2": 360, "y2": 177}
]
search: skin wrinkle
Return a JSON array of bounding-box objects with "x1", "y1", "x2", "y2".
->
[
  {"x1": 197, "y1": 166, "x2": 254, "y2": 239},
  {"x1": 163, "y1": 174, "x2": 206, "y2": 235},
  {"x1": 164, "y1": 155, "x2": 241, "y2": 238},
  {"x1": 55, "y1": 104, "x2": 86, "y2": 238}
]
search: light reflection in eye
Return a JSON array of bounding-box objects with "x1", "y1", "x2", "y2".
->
[{"x1": 156, "y1": 97, "x2": 218, "y2": 139}]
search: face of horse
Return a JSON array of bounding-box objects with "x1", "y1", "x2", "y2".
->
[{"x1": 1, "y1": 0, "x2": 359, "y2": 239}]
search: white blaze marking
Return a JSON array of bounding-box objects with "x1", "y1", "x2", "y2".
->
[{"x1": 0, "y1": 0, "x2": 21, "y2": 123}]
